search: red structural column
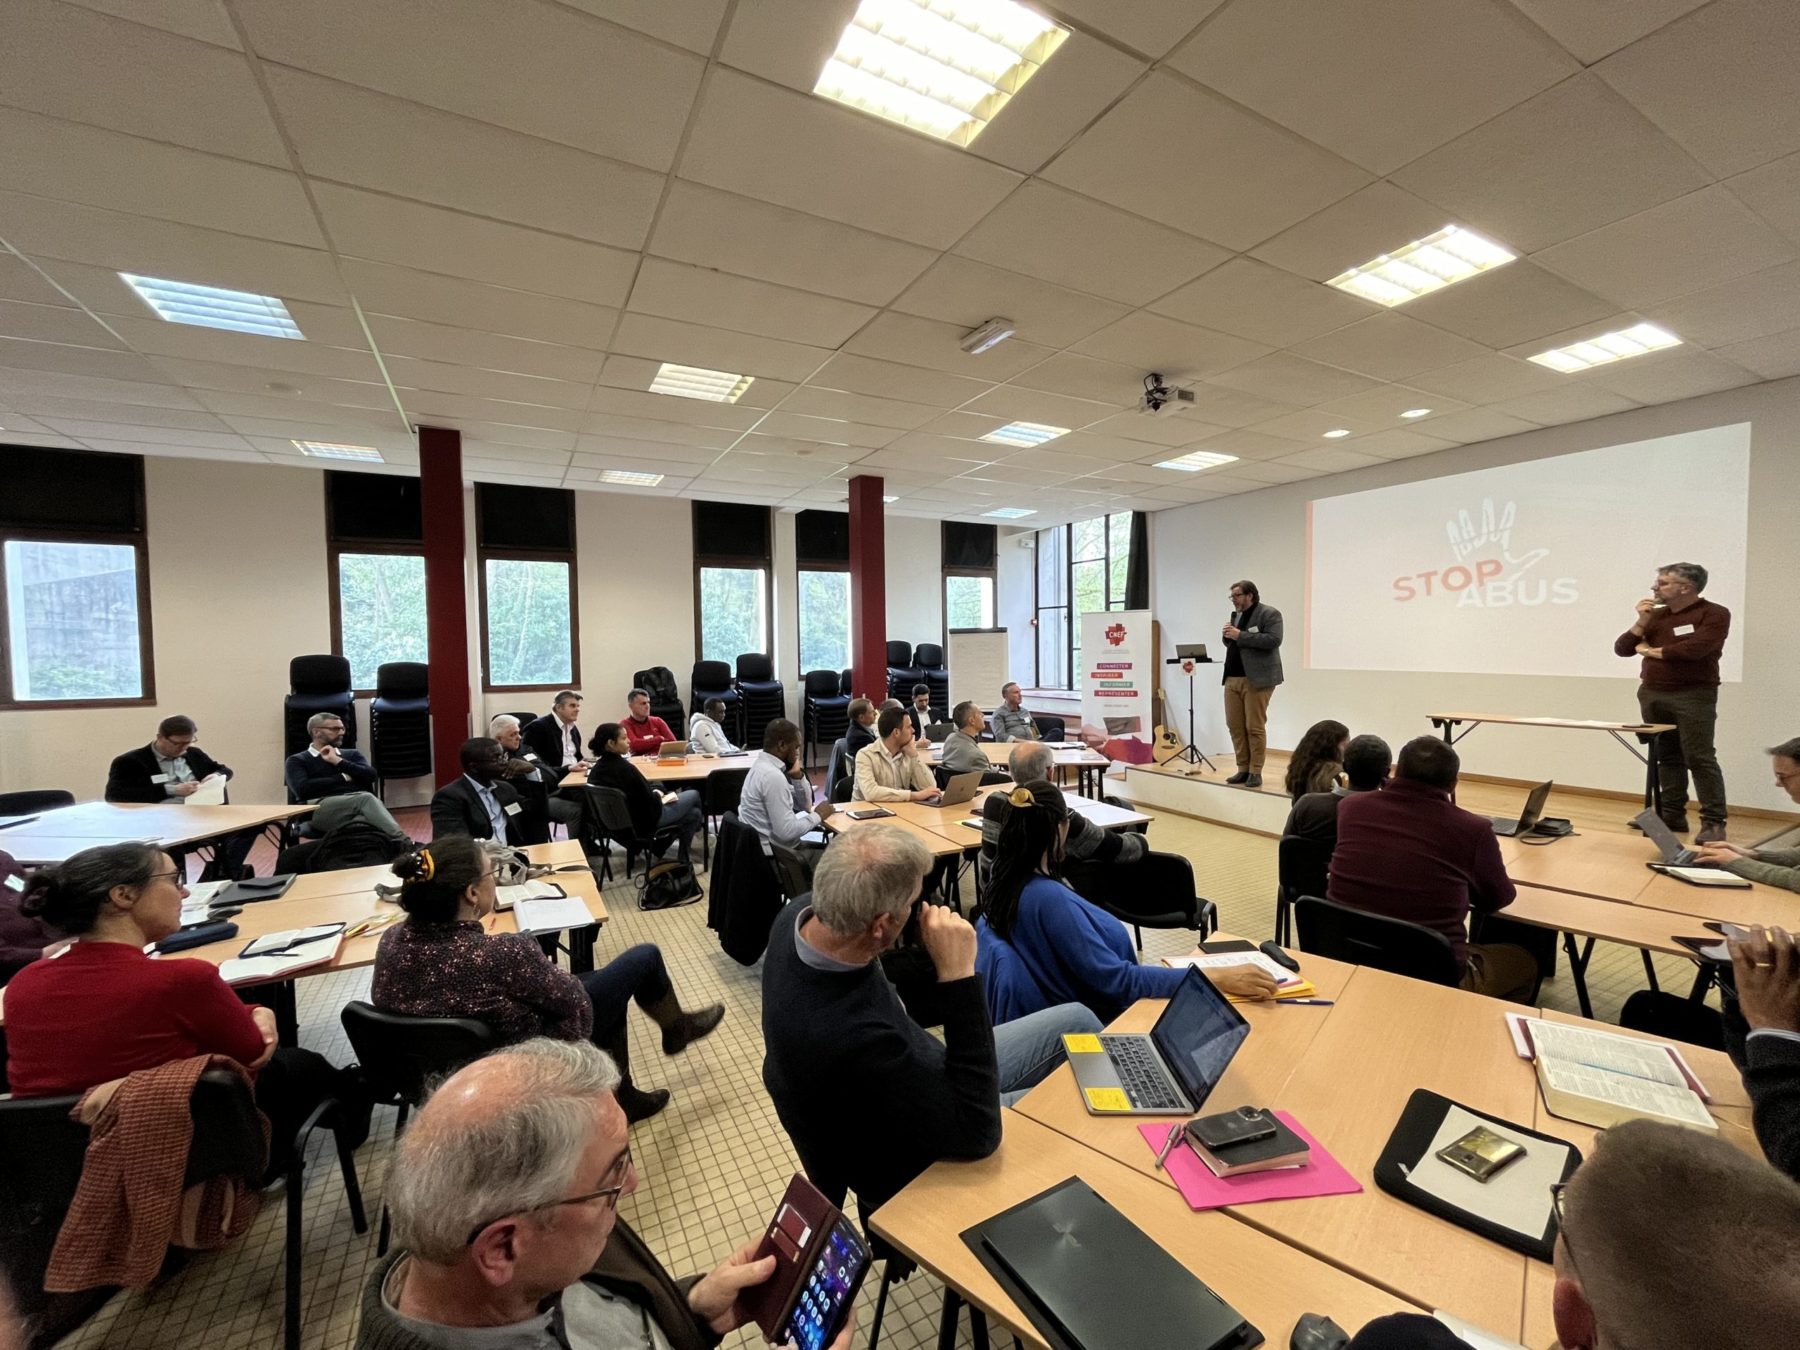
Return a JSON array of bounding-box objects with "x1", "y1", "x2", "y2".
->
[
  {"x1": 418, "y1": 425, "x2": 472, "y2": 787},
  {"x1": 847, "y1": 474, "x2": 887, "y2": 702}
]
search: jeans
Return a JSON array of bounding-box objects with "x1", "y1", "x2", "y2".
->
[
  {"x1": 996, "y1": 1002, "x2": 1103, "y2": 1106},
  {"x1": 658, "y1": 789, "x2": 704, "y2": 849},
  {"x1": 1638, "y1": 683, "x2": 1726, "y2": 825},
  {"x1": 577, "y1": 944, "x2": 673, "y2": 1040}
]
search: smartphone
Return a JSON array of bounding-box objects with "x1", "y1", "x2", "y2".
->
[
  {"x1": 1436, "y1": 1125, "x2": 1526, "y2": 1183},
  {"x1": 1189, "y1": 1105, "x2": 1277, "y2": 1151},
  {"x1": 845, "y1": 808, "x2": 895, "y2": 821},
  {"x1": 782, "y1": 1216, "x2": 868, "y2": 1350}
]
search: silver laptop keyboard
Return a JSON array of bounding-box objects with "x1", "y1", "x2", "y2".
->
[{"x1": 1101, "y1": 1035, "x2": 1186, "y2": 1111}]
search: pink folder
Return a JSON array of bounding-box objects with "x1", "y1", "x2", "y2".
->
[{"x1": 1136, "y1": 1111, "x2": 1362, "y2": 1211}]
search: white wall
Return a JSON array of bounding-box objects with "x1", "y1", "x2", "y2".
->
[
  {"x1": 1152, "y1": 376, "x2": 1800, "y2": 814},
  {"x1": 883, "y1": 514, "x2": 943, "y2": 654},
  {"x1": 997, "y1": 526, "x2": 1036, "y2": 681}
]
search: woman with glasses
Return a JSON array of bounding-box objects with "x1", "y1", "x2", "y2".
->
[
  {"x1": 5, "y1": 842, "x2": 351, "y2": 1172},
  {"x1": 370, "y1": 836, "x2": 722, "y2": 1124},
  {"x1": 974, "y1": 781, "x2": 1281, "y2": 1025}
]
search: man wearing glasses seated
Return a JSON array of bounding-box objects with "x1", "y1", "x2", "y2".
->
[{"x1": 358, "y1": 1037, "x2": 852, "y2": 1350}]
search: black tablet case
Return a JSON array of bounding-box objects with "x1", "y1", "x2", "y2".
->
[
  {"x1": 1374, "y1": 1088, "x2": 1581, "y2": 1262},
  {"x1": 959, "y1": 1177, "x2": 1261, "y2": 1350},
  {"x1": 213, "y1": 874, "x2": 297, "y2": 905}
]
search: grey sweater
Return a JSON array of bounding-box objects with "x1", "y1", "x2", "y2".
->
[
  {"x1": 1725, "y1": 845, "x2": 1800, "y2": 894},
  {"x1": 939, "y1": 729, "x2": 994, "y2": 775}
]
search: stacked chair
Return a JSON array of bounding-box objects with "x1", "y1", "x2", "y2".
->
[
  {"x1": 283, "y1": 655, "x2": 356, "y2": 758},
  {"x1": 370, "y1": 661, "x2": 430, "y2": 795},
  {"x1": 734, "y1": 653, "x2": 786, "y2": 752},
  {"x1": 885, "y1": 640, "x2": 920, "y2": 704},
  {"x1": 801, "y1": 669, "x2": 851, "y2": 769},
  {"x1": 913, "y1": 642, "x2": 949, "y2": 720},
  {"x1": 690, "y1": 660, "x2": 743, "y2": 742},
  {"x1": 633, "y1": 665, "x2": 685, "y2": 739}
]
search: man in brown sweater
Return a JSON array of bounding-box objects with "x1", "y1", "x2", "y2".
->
[{"x1": 1613, "y1": 561, "x2": 1731, "y2": 843}]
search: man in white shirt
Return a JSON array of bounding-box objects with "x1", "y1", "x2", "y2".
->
[
  {"x1": 687, "y1": 698, "x2": 738, "y2": 756},
  {"x1": 992, "y1": 682, "x2": 1040, "y2": 742},
  {"x1": 523, "y1": 690, "x2": 590, "y2": 772},
  {"x1": 854, "y1": 707, "x2": 941, "y2": 803},
  {"x1": 738, "y1": 719, "x2": 835, "y2": 856}
]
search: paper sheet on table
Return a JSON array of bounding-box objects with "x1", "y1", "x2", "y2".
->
[
  {"x1": 179, "y1": 880, "x2": 231, "y2": 922},
  {"x1": 187, "y1": 774, "x2": 229, "y2": 805},
  {"x1": 1405, "y1": 1106, "x2": 1566, "y2": 1240},
  {"x1": 513, "y1": 895, "x2": 595, "y2": 935},
  {"x1": 495, "y1": 880, "x2": 566, "y2": 911},
  {"x1": 1538, "y1": 1057, "x2": 1716, "y2": 1129},
  {"x1": 1160, "y1": 951, "x2": 1304, "y2": 988},
  {"x1": 1520, "y1": 1016, "x2": 1706, "y2": 1098}
]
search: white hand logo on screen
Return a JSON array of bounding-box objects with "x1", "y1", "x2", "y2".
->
[
  {"x1": 1444, "y1": 498, "x2": 1549, "y2": 575},
  {"x1": 1393, "y1": 497, "x2": 1576, "y2": 606}
]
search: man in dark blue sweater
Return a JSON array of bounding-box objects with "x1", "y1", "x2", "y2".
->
[{"x1": 761, "y1": 826, "x2": 1098, "y2": 1218}]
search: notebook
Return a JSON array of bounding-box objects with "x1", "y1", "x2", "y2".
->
[
  {"x1": 1160, "y1": 951, "x2": 1316, "y2": 1001},
  {"x1": 512, "y1": 895, "x2": 595, "y2": 936},
  {"x1": 219, "y1": 923, "x2": 344, "y2": 984},
  {"x1": 494, "y1": 880, "x2": 567, "y2": 911},
  {"x1": 1138, "y1": 1112, "x2": 1360, "y2": 1212}
]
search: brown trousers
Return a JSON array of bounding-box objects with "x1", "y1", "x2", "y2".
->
[
  {"x1": 1222, "y1": 676, "x2": 1275, "y2": 772},
  {"x1": 1459, "y1": 942, "x2": 1540, "y2": 1003}
]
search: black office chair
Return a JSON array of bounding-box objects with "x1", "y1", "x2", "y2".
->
[
  {"x1": 824, "y1": 738, "x2": 854, "y2": 804},
  {"x1": 1276, "y1": 835, "x2": 1334, "y2": 947},
  {"x1": 801, "y1": 669, "x2": 851, "y2": 769},
  {"x1": 767, "y1": 841, "x2": 816, "y2": 903},
  {"x1": 1032, "y1": 713, "x2": 1067, "y2": 742},
  {"x1": 0, "y1": 788, "x2": 74, "y2": 817},
  {"x1": 633, "y1": 666, "x2": 686, "y2": 740},
  {"x1": 1064, "y1": 853, "x2": 1216, "y2": 953},
  {"x1": 580, "y1": 785, "x2": 687, "y2": 878},
  {"x1": 284, "y1": 654, "x2": 356, "y2": 757},
  {"x1": 690, "y1": 660, "x2": 742, "y2": 741},
  {"x1": 885, "y1": 640, "x2": 922, "y2": 705},
  {"x1": 371, "y1": 661, "x2": 431, "y2": 793},
  {"x1": 914, "y1": 643, "x2": 949, "y2": 719},
  {"x1": 1292, "y1": 895, "x2": 1461, "y2": 987},
  {"x1": 735, "y1": 653, "x2": 786, "y2": 753},
  {"x1": 700, "y1": 766, "x2": 748, "y2": 871},
  {"x1": 340, "y1": 1001, "x2": 497, "y2": 1255}
]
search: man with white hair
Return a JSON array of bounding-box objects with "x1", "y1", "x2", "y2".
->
[
  {"x1": 978, "y1": 742, "x2": 1145, "y2": 885},
  {"x1": 761, "y1": 825, "x2": 1100, "y2": 1220},
  {"x1": 357, "y1": 1037, "x2": 852, "y2": 1350},
  {"x1": 491, "y1": 713, "x2": 581, "y2": 831}
]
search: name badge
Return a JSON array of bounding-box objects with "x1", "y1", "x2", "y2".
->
[
  {"x1": 1247, "y1": 626, "x2": 1260, "y2": 634},
  {"x1": 3, "y1": 874, "x2": 22, "y2": 892},
  {"x1": 503, "y1": 801, "x2": 522, "y2": 816},
  {"x1": 150, "y1": 773, "x2": 171, "y2": 784},
  {"x1": 1673, "y1": 624, "x2": 1695, "y2": 636},
  {"x1": 525, "y1": 753, "x2": 540, "y2": 762}
]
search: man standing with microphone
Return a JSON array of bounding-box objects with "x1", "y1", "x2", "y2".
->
[
  {"x1": 1615, "y1": 562, "x2": 1731, "y2": 843},
  {"x1": 1221, "y1": 580, "x2": 1283, "y2": 787}
]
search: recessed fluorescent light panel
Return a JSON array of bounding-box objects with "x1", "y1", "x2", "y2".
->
[
  {"x1": 121, "y1": 273, "x2": 303, "y2": 339},
  {"x1": 883, "y1": 495, "x2": 899, "y2": 503},
  {"x1": 649, "y1": 362, "x2": 755, "y2": 403},
  {"x1": 980, "y1": 421, "x2": 1069, "y2": 448},
  {"x1": 1400, "y1": 408, "x2": 1432, "y2": 419},
  {"x1": 294, "y1": 440, "x2": 382, "y2": 462},
  {"x1": 1321, "y1": 428, "x2": 1352, "y2": 439},
  {"x1": 1156, "y1": 451, "x2": 1239, "y2": 472},
  {"x1": 983, "y1": 506, "x2": 1036, "y2": 519},
  {"x1": 1324, "y1": 226, "x2": 1515, "y2": 308},
  {"x1": 599, "y1": 470, "x2": 665, "y2": 487},
  {"x1": 1527, "y1": 323, "x2": 1682, "y2": 373},
  {"x1": 814, "y1": 0, "x2": 1069, "y2": 146}
]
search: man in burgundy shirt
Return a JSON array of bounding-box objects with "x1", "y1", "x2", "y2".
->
[
  {"x1": 1328, "y1": 737, "x2": 1537, "y2": 1001},
  {"x1": 1613, "y1": 561, "x2": 1731, "y2": 843},
  {"x1": 613, "y1": 688, "x2": 677, "y2": 757}
]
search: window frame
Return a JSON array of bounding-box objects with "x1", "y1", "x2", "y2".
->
[
  {"x1": 0, "y1": 520, "x2": 156, "y2": 711},
  {"x1": 941, "y1": 569, "x2": 997, "y2": 633},
  {"x1": 475, "y1": 486, "x2": 580, "y2": 694},
  {"x1": 692, "y1": 555, "x2": 772, "y2": 664},
  {"x1": 796, "y1": 561, "x2": 851, "y2": 679},
  {"x1": 1034, "y1": 511, "x2": 1133, "y2": 691},
  {"x1": 328, "y1": 542, "x2": 429, "y2": 697}
]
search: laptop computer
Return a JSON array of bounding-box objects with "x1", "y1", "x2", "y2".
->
[
  {"x1": 1489, "y1": 780, "x2": 1553, "y2": 836},
  {"x1": 937, "y1": 771, "x2": 984, "y2": 807},
  {"x1": 1065, "y1": 968, "x2": 1250, "y2": 1115},
  {"x1": 657, "y1": 741, "x2": 688, "y2": 761},
  {"x1": 1634, "y1": 810, "x2": 1752, "y2": 886},
  {"x1": 1175, "y1": 643, "x2": 1209, "y2": 661},
  {"x1": 1634, "y1": 809, "x2": 1697, "y2": 865}
]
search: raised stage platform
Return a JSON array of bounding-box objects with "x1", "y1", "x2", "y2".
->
[{"x1": 1121, "y1": 751, "x2": 1299, "y2": 835}]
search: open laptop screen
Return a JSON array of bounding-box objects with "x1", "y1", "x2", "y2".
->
[{"x1": 1149, "y1": 968, "x2": 1251, "y2": 1110}]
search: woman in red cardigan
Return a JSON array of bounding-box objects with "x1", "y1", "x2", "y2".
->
[{"x1": 6, "y1": 842, "x2": 349, "y2": 1173}]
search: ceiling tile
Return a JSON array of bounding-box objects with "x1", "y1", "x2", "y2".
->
[
  {"x1": 842, "y1": 312, "x2": 1053, "y2": 382},
  {"x1": 1004, "y1": 353, "x2": 1143, "y2": 407},
  {"x1": 1043, "y1": 73, "x2": 1371, "y2": 250},
  {"x1": 751, "y1": 411, "x2": 897, "y2": 449},
  {"x1": 1272, "y1": 445, "x2": 1386, "y2": 473},
  {"x1": 1504, "y1": 0, "x2": 1710, "y2": 63},
  {"x1": 1, "y1": 0, "x2": 286, "y2": 164},
  {"x1": 1410, "y1": 406, "x2": 1542, "y2": 444},
  {"x1": 1142, "y1": 386, "x2": 1296, "y2": 431},
  {"x1": 678, "y1": 68, "x2": 1021, "y2": 250},
  {"x1": 38, "y1": 419, "x2": 251, "y2": 452},
  {"x1": 1491, "y1": 384, "x2": 1641, "y2": 424},
  {"x1": 0, "y1": 255, "x2": 71, "y2": 309},
  {"x1": 1, "y1": 396, "x2": 229, "y2": 431},
  {"x1": 1150, "y1": 257, "x2": 1374, "y2": 347},
  {"x1": 1172, "y1": 0, "x2": 1576, "y2": 174},
  {"x1": 1071, "y1": 313, "x2": 1270, "y2": 382},
  {"x1": 0, "y1": 300, "x2": 126, "y2": 349},
  {"x1": 0, "y1": 368, "x2": 207, "y2": 411},
  {"x1": 0, "y1": 108, "x2": 323, "y2": 248},
  {"x1": 341, "y1": 262, "x2": 619, "y2": 349},
  {"x1": 890, "y1": 256, "x2": 1130, "y2": 350},
  {"x1": 1075, "y1": 413, "x2": 1233, "y2": 449},
  {"x1": 265, "y1": 66, "x2": 664, "y2": 249},
  {"x1": 1406, "y1": 353, "x2": 1567, "y2": 402},
  {"x1": 1289, "y1": 313, "x2": 1492, "y2": 382},
  {"x1": 317, "y1": 188, "x2": 636, "y2": 308},
  {"x1": 1398, "y1": 261, "x2": 1616, "y2": 348},
  {"x1": 395, "y1": 391, "x2": 584, "y2": 434},
  {"x1": 572, "y1": 437, "x2": 717, "y2": 467},
  {"x1": 997, "y1": 447, "x2": 1125, "y2": 478},
  {"x1": 593, "y1": 356, "x2": 794, "y2": 410},
  {"x1": 1340, "y1": 428, "x2": 1456, "y2": 460},
  {"x1": 612, "y1": 313, "x2": 832, "y2": 385},
  {"x1": 1049, "y1": 0, "x2": 1226, "y2": 57},
  {"x1": 1392, "y1": 73, "x2": 1711, "y2": 254},
  {"x1": 953, "y1": 181, "x2": 1229, "y2": 306},
  {"x1": 1311, "y1": 385, "x2": 1472, "y2": 424},
  {"x1": 0, "y1": 336, "x2": 161, "y2": 383},
  {"x1": 195, "y1": 389, "x2": 405, "y2": 425},
  {"x1": 1726, "y1": 151, "x2": 1800, "y2": 245},
  {"x1": 1718, "y1": 327, "x2": 1800, "y2": 379},
  {"x1": 1250, "y1": 181, "x2": 1464, "y2": 282},
  {"x1": 584, "y1": 384, "x2": 764, "y2": 431},
  {"x1": 1249, "y1": 408, "x2": 1382, "y2": 442},
  {"x1": 649, "y1": 181, "x2": 935, "y2": 307},
  {"x1": 153, "y1": 357, "x2": 396, "y2": 409},
  {"x1": 1561, "y1": 346, "x2": 1760, "y2": 404},
  {"x1": 573, "y1": 412, "x2": 737, "y2": 450},
  {"x1": 1226, "y1": 458, "x2": 1318, "y2": 485},
  {"x1": 1177, "y1": 429, "x2": 1306, "y2": 462},
  {"x1": 380, "y1": 355, "x2": 591, "y2": 409},
  {"x1": 1644, "y1": 260, "x2": 1800, "y2": 347},
  {"x1": 406, "y1": 419, "x2": 574, "y2": 454},
  {"x1": 628, "y1": 258, "x2": 876, "y2": 348},
  {"x1": 558, "y1": 0, "x2": 730, "y2": 54},
  {"x1": 912, "y1": 411, "x2": 1011, "y2": 441},
  {"x1": 713, "y1": 0, "x2": 857, "y2": 92},
  {"x1": 964, "y1": 33, "x2": 1149, "y2": 175},
  {"x1": 233, "y1": 0, "x2": 702, "y2": 171},
  {"x1": 1534, "y1": 186, "x2": 1796, "y2": 308},
  {"x1": 109, "y1": 315, "x2": 383, "y2": 381},
  {"x1": 1204, "y1": 353, "x2": 1384, "y2": 406},
  {"x1": 366, "y1": 317, "x2": 605, "y2": 384},
  {"x1": 62, "y1": 0, "x2": 242, "y2": 48},
  {"x1": 956, "y1": 385, "x2": 1120, "y2": 431},
  {"x1": 776, "y1": 387, "x2": 941, "y2": 431},
  {"x1": 1597, "y1": 0, "x2": 1800, "y2": 176},
  {"x1": 807, "y1": 353, "x2": 992, "y2": 408}
]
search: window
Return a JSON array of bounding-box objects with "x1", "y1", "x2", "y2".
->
[
  {"x1": 477, "y1": 484, "x2": 578, "y2": 690},
  {"x1": 0, "y1": 447, "x2": 152, "y2": 707},
  {"x1": 796, "y1": 510, "x2": 850, "y2": 676},
  {"x1": 1035, "y1": 510, "x2": 1133, "y2": 689},
  {"x1": 694, "y1": 501, "x2": 771, "y2": 664},
  {"x1": 942, "y1": 520, "x2": 997, "y2": 634},
  {"x1": 327, "y1": 471, "x2": 426, "y2": 692}
]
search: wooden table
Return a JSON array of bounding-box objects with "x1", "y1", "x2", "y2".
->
[
  {"x1": 1, "y1": 801, "x2": 314, "y2": 866},
  {"x1": 822, "y1": 807, "x2": 969, "y2": 859},
  {"x1": 876, "y1": 787, "x2": 1153, "y2": 852},
  {"x1": 1427, "y1": 711, "x2": 1675, "y2": 815},
  {"x1": 870, "y1": 1112, "x2": 1422, "y2": 1350},
  {"x1": 929, "y1": 740, "x2": 1112, "y2": 797},
  {"x1": 559, "y1": 754, "x2": 754, "y2": 789}
]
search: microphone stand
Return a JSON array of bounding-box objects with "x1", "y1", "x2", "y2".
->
[{"x1": 1160, "y1": 656, "x2": 1217, "y2": 771}]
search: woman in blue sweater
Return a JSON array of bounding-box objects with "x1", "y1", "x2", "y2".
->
[{"x1": 974, "y1": 781, "x2": 1279, "y2": 1025}]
